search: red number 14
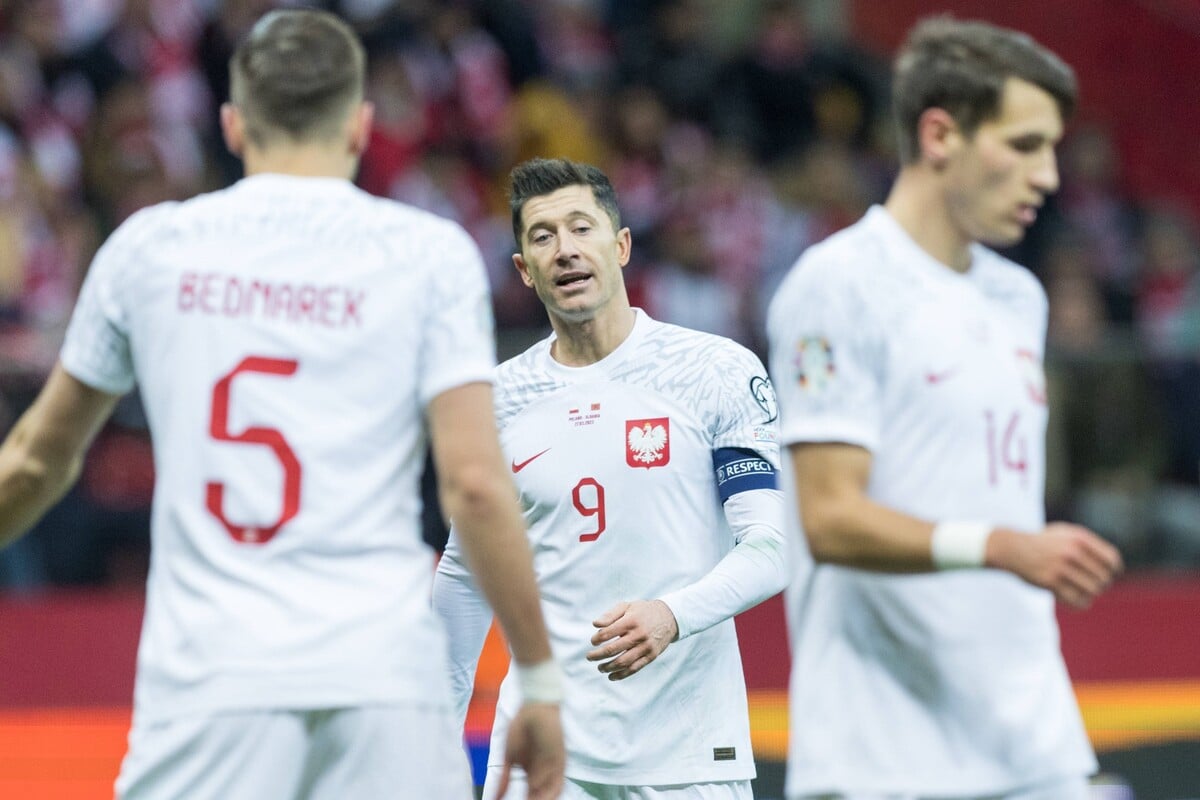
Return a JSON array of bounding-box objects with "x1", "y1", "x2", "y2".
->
[{"x1": 984, "y1": 410, "x2": 1027, "y2": 487}]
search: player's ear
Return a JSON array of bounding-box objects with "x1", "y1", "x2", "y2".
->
[
  {"x1": 513, "y1": 253, "x2": 535, "y2": 289},
  {"x1": 220, "y1": 103, "x2": 245, "y2": 158},
  {"x1": 916, "y1": 107, "x2": 960, "y2": 170},
  {"x1": 348, "y1": 101, "x2": 374, "y2": 156},
  {"x1": 616, "y1": 227, "x2": 632, "y2": 268}
]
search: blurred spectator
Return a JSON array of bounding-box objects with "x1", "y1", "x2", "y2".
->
[
  {"x1": 673, "y1": 140, "x2": 773, "y2": 289},
  {"x1": 1054, "y1": 125, "x2": 1143, "y2": 323},
  {"x1": 196, "y1": 0, "x2": 279, "y2": 183},
  {"x1": 1134, "y1": 208, "x2": 1200, "y2": 491},
  {"x1": 476, "y1": 0, "x2": 544, "y2": 87},
  {"x1": 640, "y1": 213, "x2": 743, "y2": 340},
  {"x1": 605, "y1": 84, "x2": 672, "y2": 240},
  {"x1": 82, "y1": 78, "x2": 205, "y2": 227},
  {"x1": 0, "y1": 0, "x2": 1198, "y2": 587},
  {"x1": 1134, "y1": 208, "x2": 1200, "y2": 361},
  {"x1": 748, "y1": 144, "x2": 868, "y2": 354},
  {"x1": 499, "y1": 79, "x2": 606, "y2": 173},
  {"x1": 417, "y1": 2, "x2": 513, "y2": 162},
  {"x1": 357, "y1": 45, "x2": 432, "y2": 198},
  {"x1": 533, "y1": 0, "x2": 616, "y2": 91},
  {"x1": 1043, "y1": 235, "x2": 1164, "y2": 562},
  {"x1": 712, "y1": 0, "x2": 816, "y2": 161},
  {"x1": 620, "y1": 0, "x2": 724, "y2": 124}
]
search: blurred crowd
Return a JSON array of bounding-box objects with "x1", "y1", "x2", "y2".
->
[{"x1": 2, "y1": 0, "x2": 1199, "y2": 588}]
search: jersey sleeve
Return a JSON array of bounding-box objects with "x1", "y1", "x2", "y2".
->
[
  {"x1": 416, "y1": 221, "x2": 497, "y2": 406},
  {"x1": 656, "y1": 338, "x2": 789, "y2": 640},
  {"x1": 709, "y1": 343, "x2": 782, "y2": 468},
  {"x1": 59, "y1": 208, "x2": 162, "y2": 395},
  {"x1": 432, "y1": 529, "x2": 494, "y2": 732},
  {"x1": 766, "y1": 256, "x2": 886, "y2": 452}
]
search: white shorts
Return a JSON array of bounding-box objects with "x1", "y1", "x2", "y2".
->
[
  {"x1": 116, "y1": 703, "x2": 473, "y2": 800},
  {"x1": 790, "y1": 774, "x2": 1090, "y2": 800},
  {"x1": 483, "y1": 766, "x2": 753, "y2": 800}
]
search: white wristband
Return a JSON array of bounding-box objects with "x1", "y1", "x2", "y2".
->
[
  {"x1": 930, "y1": 521, "x2": 992, "y2": 569},
  {"x1": 516, "y1": 658, "x2": 563, "y2": 704}
]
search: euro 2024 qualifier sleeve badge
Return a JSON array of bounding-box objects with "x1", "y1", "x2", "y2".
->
[{"x1": 793, "y1": 336, "x2": 835, "y2": 393}]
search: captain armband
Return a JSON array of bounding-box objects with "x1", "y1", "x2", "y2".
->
[{"x1": 713, "y1": 447, "x2": 777, "y2": 503}]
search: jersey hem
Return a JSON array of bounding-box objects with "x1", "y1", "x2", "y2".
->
[{"x1": 783, "y1": 760, "x2": 1097, "y2": 797}]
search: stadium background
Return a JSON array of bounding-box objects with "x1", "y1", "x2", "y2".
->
[{"x1": 1, "y1": 0, "x2": 1198, "y2": 797}]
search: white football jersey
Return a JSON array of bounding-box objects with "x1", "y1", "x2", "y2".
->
[
  {"x1": 60, "y1": 174, "x2": 496, "y2": 723},
  {"x1": 445, "y1": 310, "x2": 779, "y2": 786},
  {"x1": 767, "y1": 206, "x2": 1096, "y2": 795}
]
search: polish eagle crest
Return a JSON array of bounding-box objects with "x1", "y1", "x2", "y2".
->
[{"x1": 625, "y1": 417, "x2": 670, "y2": 468}]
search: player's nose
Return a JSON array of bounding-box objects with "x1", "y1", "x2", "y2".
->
[
  {"x1": 555, "y1": 229, "x2": 582, "y2": 262},
  {"x1": 1029, "y1": 148, "x2": 1060, "y2": 194}
]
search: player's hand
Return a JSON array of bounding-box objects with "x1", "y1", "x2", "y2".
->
[
  {"x1": 987, "y1": 522, "x2": 1124, "y2": 608},
  {"x1": 586, "y1": 599, "x2": 679, "y2": 681},
  {"x1": 496, "y1": 702, "x2": 564, "y2": 800}
]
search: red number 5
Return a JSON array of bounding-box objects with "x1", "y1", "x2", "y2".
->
[{"x1": 206, "y1": 356, "x2": 302, "y2": 544}]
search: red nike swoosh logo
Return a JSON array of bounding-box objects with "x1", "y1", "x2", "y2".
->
[
  {"x1": 511, "y1": 448, "x2": 551, "y2": 473},
  {"x1": 925, "y1": 368, "x2": 959, "y2": 385}
]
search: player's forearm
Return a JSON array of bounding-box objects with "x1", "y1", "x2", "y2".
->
[
  {"x1": 659, "y1": 489, "x2": 788, "y2": 639},
  {"x1": 0, "y1": 366, "x2": 120, "y2": 549},
  {"x1": 0, "y1": 427, "x2": 81, "y2": 549},
  {"x1": 800, "y1": 491, "x2": 943, "y2": 572},
  {"x1": 442, "y1": 472, "x2": 552, "y2": 667}
]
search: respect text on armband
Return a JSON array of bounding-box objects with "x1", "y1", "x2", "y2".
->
[
  {"x1": 712, "y1": 447, "x2": 777, "y2": 501},
  {"x1": 178, "y1": 272, "x2": 364, "y2": 329},
  {"x1": 716, "y1": 458, "x2": 775, "y2": 485}
]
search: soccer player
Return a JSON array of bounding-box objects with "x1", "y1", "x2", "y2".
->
[
  {"x1": 766, "y1": 17, "x2": 1124, "y2": 800},
  {"x1": 433, "y1": 157, "x2": 787, "y2": 800},
  {"x1": 0, "y1": 10, "x2": 564, "y2": 800}
]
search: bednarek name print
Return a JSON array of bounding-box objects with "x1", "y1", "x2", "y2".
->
[{"x1": 178, "y1": 271, "x2": 365, "y2": 328}]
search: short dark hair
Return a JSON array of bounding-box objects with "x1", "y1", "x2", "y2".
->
[
  {"x1": 892, "y1": 17, "x2": 1077, "y2": 164},
  {"x1": 508, "y1": 158, "x2": 622, "y2": 243},
  {"x1": 229, "y1": 10, "x2": 365, "y2": 147}
]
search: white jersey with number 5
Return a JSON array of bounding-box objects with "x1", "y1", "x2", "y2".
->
[
  {"x1": 445, "y1": 310, "x2": 779, "y2": 786},
  {"x1": 59, "y1": 174, "x2": 496, "y2": 723},
  {"x1": 767, "y1": 206, "x2": 1095, "y2": 796}
]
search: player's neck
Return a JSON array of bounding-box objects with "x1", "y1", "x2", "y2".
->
[
  {"x1": 884, "y1": 169, "x2": 973, "y2": 273},
  {"x1": 549, "y1": 305, "x2": 637, "y2": 367},
  {"x1": 241, "y1": 144, "x2": 359, "y2": 181}
]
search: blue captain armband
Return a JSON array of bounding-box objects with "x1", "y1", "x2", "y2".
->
[{"x1": 713, "y1": 447, "x2": 777, "y2": 503}]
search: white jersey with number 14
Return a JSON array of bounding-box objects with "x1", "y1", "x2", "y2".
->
[{"x1": 768, "y1": 206, "x2": 1095, "y2": 796}]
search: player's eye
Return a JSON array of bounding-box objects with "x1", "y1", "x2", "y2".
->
[
  {"x1": 1009, "y1": 135, "x2": 1045, "y2": 154},
  {"x1": 573, "y1": 225, "x2": 591, "y2": 235}
]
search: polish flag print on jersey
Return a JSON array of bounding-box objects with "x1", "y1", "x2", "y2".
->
[{"x1": 626, "y1": 417, "x2": 670, "y2": 468}]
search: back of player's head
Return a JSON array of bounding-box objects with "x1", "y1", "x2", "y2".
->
[
  {"x1": 508, "y1": 158, "x2": 622, "y2": 243},
  {"x1": 892, "y1": 16, "x2": 1077, "y2": 164},
  {"x1": 229, "y1": 9, "x2": 365, "y2": 148}
]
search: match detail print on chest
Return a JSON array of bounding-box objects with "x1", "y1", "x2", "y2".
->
[
  {"x1": 906, "y1": 290, "x2": 1046, "y2": 491},
  {"x1": 509, "y1": 390, "x2": 679, "y2": 544}
]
